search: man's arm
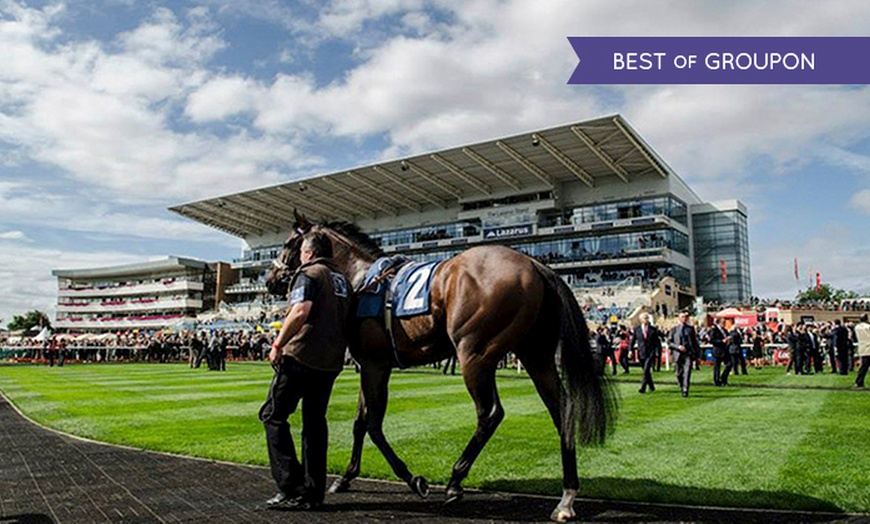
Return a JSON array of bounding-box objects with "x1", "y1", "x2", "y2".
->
[
  {"x1": 269, "y1": 301, "x2": 312, "y2": 365},
  {"x1": 667, "y1": 327, "x2": 681, "y2": 352}
]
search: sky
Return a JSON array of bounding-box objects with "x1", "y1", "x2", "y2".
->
[{"x1": 1, "y1": 0, "x2": 870, "y2": 327}]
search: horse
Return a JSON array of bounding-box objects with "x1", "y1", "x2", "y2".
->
[{"x1": 266, "y1": 211, "x2": 617, "y2": 521}]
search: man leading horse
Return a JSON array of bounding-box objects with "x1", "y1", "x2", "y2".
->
[{"x1": 266, "y1": 211, "x2": 617, "y2": 521}]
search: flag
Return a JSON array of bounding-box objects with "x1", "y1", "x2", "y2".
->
[
  {"x1": 794, "y1": 258, "x2": 799, "y2": 280},
  {"x1": 719, "y1": 259, "x2": 727, "y2": 284},
  {"x1": 816, "y1": 272, "x2": 821, "y2": 292}
]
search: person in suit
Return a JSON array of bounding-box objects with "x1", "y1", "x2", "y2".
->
[
  {"x1": 831, "y1": 320, "x2": 850, "y2": 376},
  {"x1": 709, "y1": 318, "x2": 729, "y2": 386},
  {"x1": 854, "y1": 314, "x2": 870, "y2": 388},
  {"x1": 807, "y1": 325, "x2": 823, "y2": 374},
  {"x1": 596, "y1": 326, "x2": 617, "y2": 376},
  {"x1": 631, "y1": 313, "x2": 661, "y2": 394},
  {"x1": 721, "y1": 327, "x2": 742, "y2": 386},
  {"x1": 785, "y1": 324, "x2": 802, "y2": 375},
  {"x1": 668, "y1": 311, "x2": 701, "y2": 397}
]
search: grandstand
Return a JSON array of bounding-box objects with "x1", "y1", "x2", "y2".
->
[{"x1": 170, "y1": 114, "x2": 752, "y2": 319}]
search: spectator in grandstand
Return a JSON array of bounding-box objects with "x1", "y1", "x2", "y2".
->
[
  {"x1": 854, "y1": 314, "x2": 870, "y2": 388},
  {"x1": 709, "y1": 318, "x2": 729, "y2": 387},
  {"x1": 631, "y1": 313, "x2": 662, "y2": 394},
  {"x1": 667, "y1": 311, "x2": 700, "y2": 398},
  {"x1": 260, "y1": 231, "x2": 351, "y2": 510}
]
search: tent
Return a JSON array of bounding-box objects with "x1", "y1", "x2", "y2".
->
[{"x1": 33, "y1": 327, "x2": 52, "y2": 342}]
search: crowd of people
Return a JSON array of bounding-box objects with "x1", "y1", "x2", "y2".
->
[
  {"x1": 5, "y1": 329, "x2": 275, "y2": 369},
  {"x1": 590, "y1": 313, "x2": 870, "y2": 391}
]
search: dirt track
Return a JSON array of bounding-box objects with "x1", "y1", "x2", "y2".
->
[{"x1": 0, "y1": 394, "x2": 865, "y2": 523}]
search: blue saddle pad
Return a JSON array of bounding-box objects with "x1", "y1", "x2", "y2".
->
[
  {"x1": 356, "y1": 256, "x2": 408, "y2": 318},
  {"x1": 391, "y1": 260, "x2": 442, "y2": 318}
]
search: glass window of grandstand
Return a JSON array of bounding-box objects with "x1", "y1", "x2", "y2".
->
[
  {"x1": 370, "y1": 221, "x2": 481, "y2": 248},
  {"x1": 562, "y1": 264, "x2": 690, "y2": 288},
  {"x1": 570, "y1": 196, "x2": 688, "y2": 226},
  {"x1": 511, "y1": 229, "x2": 689, "y2": 264}
]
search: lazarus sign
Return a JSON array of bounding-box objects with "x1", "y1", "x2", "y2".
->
[{"x1": 483, "y1": 224, "x2": 533, "y2": 240}]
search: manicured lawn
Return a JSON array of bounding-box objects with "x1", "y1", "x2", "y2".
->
[{"x1": 0, "y1": 362, "x2": 868, "y2": 513}]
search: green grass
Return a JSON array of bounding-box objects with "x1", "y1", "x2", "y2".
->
[{"x1": 0, "y1": 362, "x2": 868, "y2": 513}]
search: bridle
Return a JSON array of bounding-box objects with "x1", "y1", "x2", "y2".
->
[{"x1": 270, "y1": 228, "x2": 306, "y2": 288}]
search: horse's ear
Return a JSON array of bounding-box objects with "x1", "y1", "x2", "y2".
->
[{"x1": 293, "y1": 208, "x2": 311, "y2": 231}]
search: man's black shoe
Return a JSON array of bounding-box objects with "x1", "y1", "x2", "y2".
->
[{"x1": 681, "y1": 390, "x2": 689, "y2": 397}]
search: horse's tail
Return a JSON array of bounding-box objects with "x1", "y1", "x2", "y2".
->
[{"x1": 533, "y1": 261, "x2": 617, "y2": 447}]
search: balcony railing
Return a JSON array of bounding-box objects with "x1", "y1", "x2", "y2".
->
[
  {"x1": 58, "y1": 280, "x2": 204, "y2": 298},
  {"x1": 57, "y1": 298, "x2": 203, "y2": 313},
  {"x1": 54, "y1": 314, "x2": 187, "y2": 330}
]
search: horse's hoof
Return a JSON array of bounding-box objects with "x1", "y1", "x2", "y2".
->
[
  {"x1": 444, "y1": 486, "x2": 464, "y2": 505},
  {"x1": 550, "y1": 507, "x2": 575, "y2": 522},
  {"x1": 410, "y1": 475, "x2": 430, "y2": 498},
  {"x1": 328, "y1": 477, "x2": 352, "y2": 494}
]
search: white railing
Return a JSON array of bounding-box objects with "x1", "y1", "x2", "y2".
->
[
  {"x1": 58, "y1": 280, "x2": 204, "y2": 298},
  {"x1": 54, "y1": 316, "x2": 188, "y2": 331},
  {"x1": 57, "y1": 298, "x2": 203, "y2": 314}
]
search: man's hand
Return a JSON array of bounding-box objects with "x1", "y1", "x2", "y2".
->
[
  {"x1": 678, "y1": 345, "x2": 686, "y2": 353},
  {"x1": 269, "y1": 343, "x2": 283, "y2": 368}
]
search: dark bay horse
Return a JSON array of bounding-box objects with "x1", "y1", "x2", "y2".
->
[{"x1": 266, "y1": 213, "x2": 616, "y2": 521}]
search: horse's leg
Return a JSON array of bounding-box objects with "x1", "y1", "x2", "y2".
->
[
  {"x1": 361, "y1": 363, "x2": 430, "y2": 498},
  {"x1": 521, "y1": 355, "x2": 579, "y2": 522},
  {"x1": 328, "y1": 389, "x2": 367, "y2": 493},
  {"x1": 445, "y1": 357, "x2": 504, "y2": 504}
]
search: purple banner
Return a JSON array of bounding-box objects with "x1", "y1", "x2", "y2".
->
[{"x1": 567, "y1": 37, "x2": 870, "y2": 84}]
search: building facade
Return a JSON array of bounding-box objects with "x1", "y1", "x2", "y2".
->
[
  {"x1": 171, "y1": 114, "x2": 752, "y2": 311},
  {"x1": 52, "y1": 257, "x2": 215, "y2": 333},
  {"x1": 691, "y1": 200, "x2": 752, "y2": 304}
]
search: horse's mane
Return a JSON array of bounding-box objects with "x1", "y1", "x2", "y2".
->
[{"x1": 322, "y1": 221, "x2": 385, "y2": 259}]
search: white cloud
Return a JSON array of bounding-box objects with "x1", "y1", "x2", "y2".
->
[
  {"x1": 849, "y1": 189, "x2": 870, "y2": 214},
  {"x1": 0, "y1": 230, "x2": 27, "y2": 240},
  {"x1": 185, "y1": 76, "x2": 261, "y2": 122},
  {"x1": 0, "y1": 181, "x2": 234, "y2": 244},
  {"x1": 753, "y1": 224, "x2": 870, "y2": 299},
  {"x1": 0, "y1": 3, "x2": 308, "y2": 203},
  {"x1": 0, "y1": 243, "x2": 143, "y2": 327}
]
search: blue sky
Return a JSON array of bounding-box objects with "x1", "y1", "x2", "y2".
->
[{"x1": 1, "y1": 0, "x2": 870, "y2": 326}]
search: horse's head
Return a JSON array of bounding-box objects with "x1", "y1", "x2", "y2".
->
[{"x1": 265, "y1": 209, "x2": 313, "y2": 297}]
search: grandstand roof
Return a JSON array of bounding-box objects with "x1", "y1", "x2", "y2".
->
[
  {"x1": 169, "y1": 114, "x2": 674, "y2": 238},
  {"x1": 52, "y1": 256, "x2": 207, "y2": 279}
]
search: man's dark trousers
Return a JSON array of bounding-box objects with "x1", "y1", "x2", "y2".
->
[
  {"x1": 673, "y1": 350, "x2": 693, "y2": 396},
  {"x1": 713, "y1": 349, "x2": 727, "y2": 386},
  {"x1": 856, "y1": 356, "x2": 870, "y2": 387},
  {"x1": 260, "y1": 356, "x2": 338, "y2": 503},
  {"x1": 640, "y1": 354, "x2": 656, "y2": 393}
]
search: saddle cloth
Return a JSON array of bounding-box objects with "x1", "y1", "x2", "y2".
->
[{"x1": 356, "y1": 257, "x2": 442, "y2": 319}]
